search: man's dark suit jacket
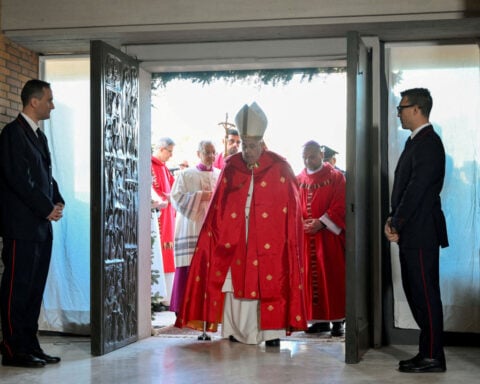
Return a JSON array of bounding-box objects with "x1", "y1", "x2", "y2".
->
[
  {"x1": 390, "y1": 125, "x2": 448, "y2": 249},
  {"x1": 0, "y1": 114, "x2": 64, "y2": 241}
]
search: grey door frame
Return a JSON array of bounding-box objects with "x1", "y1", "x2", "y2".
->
[{"x1": 89, "y1": 35, "x2": 383, "y2": 359}]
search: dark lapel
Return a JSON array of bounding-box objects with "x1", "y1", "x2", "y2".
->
[
  {"x1": 395, "y1": 136, "x2": 412, "y2": 170},
  {"x1": 16, "y1": 114, "x2": 50, "y2": 161},
  {"x1": 396, "y1": 125, "x2": 433, "y2": 168}
]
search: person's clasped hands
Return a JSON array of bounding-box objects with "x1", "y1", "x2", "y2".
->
[{"x1": 47, "y1": 203, "x2": 64, "y2": 221}]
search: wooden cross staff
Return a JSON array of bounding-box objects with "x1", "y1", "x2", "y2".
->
[{"x1": 218, "y1": 113, "x2": 236, "y2": 157}]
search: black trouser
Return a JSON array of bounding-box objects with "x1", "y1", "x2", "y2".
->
[
  {"x1": 1, "y1": 237, "x2": 52, "y2": 356},
  {"x1": 399, "y1": 246, "x2": 444, "y2": 360}
]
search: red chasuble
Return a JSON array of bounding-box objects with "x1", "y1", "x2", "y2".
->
[
  {"x1": 297, "y1": 162, "x2": 346, "y2": 321},
  {"x1": 151, "y1": 156, "x2": 176, "y2": 273},
  {"x1": 176, "y1": 150, "x2": 307, "y2": 333}
]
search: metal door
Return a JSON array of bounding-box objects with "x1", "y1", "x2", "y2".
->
[
  {"x1": 90, "y1": 40, "x2": 140, "y2": 355},
  {"x1": 345, "y1": 31, "x2": 373, "y2": 364}
]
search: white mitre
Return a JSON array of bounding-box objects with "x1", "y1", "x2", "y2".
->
[{"x1": 234, "y1": 102, "x2": 268, "y2": 139}]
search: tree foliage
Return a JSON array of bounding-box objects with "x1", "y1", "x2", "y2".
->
[{"x1": 152, "y1": 67, "x2": 345, "y2": 88}]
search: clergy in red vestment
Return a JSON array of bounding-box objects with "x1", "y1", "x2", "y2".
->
[
  {"x1": 213, "y1": 128, "x2": 241, "y2": 169},
  {"x1": 176, "y1": 103, "x2": 307, "y2": 347},
  {"x1": 151, "y1": 137, "x2": 176, "y2": 307},
  {"x1": 297, "y1": 140, "x2": 346, "y2": 337}
]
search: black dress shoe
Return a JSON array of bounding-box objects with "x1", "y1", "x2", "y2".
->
[
  {"x1": 331, "y1": 322, "x2": 345, "y2": 337},
  {"x1": 152, "y1": 303, "x2": 170, "y2": 312},
  {"x1": 265, "y1": 338, "x2": 280, "y2": 347},
  {"x1": 305, "y1": 322, "x2": 330, "y2": 334},
  {"x1": 228, "y1": 335, "x2": 239, "y2": 343},
  {"x1": 399, "y1": 353, "x2": 422, "y2": 367},
  {"x1": 159, "y1": 304, "x2": 170, "y2": 312},
  {"x1": 2, "y1": 353, "x2": 46, "y2": 368},
  {"x1": 398, "y1": 357, "x2": 446, "y2": 373},
  {"x1": 31, "y1": 350, "x2": 61, "y2": 364}
]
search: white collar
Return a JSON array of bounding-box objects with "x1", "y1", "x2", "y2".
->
[
  {"x1": 306, "y1": 163, "x2": 324, "y2": 175},
  {"x1": 410, "y1": 123, "x2": 430, "y2": 139},
  {"x1": 21, "y1": 112, "x2": 40, "y2": 135}
]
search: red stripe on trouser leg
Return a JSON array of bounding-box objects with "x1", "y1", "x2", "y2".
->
[{"x1": 7, "y1": 240, "x2": 17, "y2": 337}]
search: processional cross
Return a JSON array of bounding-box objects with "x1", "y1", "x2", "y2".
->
[{"x1": 218, "y1": 113, "x2": 236, "y2": 157}]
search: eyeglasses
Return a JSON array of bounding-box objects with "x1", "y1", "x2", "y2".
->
[{"x1": 396, "y1": 104, "x2": 415, "y2": 113}]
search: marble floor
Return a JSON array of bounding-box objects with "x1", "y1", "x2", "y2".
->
[{"x1": 1, "y1": 312, "x2": 480, "y2": 384}]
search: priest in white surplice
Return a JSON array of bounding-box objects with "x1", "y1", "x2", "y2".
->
[{"x1": 169, "y1": 140, "x2": 221, "y2": 314}]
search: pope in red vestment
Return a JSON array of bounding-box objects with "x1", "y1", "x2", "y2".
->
[
  {"x1": 176, "y1": 103, "x2": 307, "y2": 345},
  {"x1": 297, "y1": 140, "x2": 346, "y2": 335}
]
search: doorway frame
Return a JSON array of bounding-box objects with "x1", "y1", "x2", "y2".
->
[{"x1": 130, "y1": 35, "x2": 384, "y2": 360}]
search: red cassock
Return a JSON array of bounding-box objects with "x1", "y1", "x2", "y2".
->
[
  {"x1": 151, "y1": 156, "x2": 176, "y2": 273},
  {"x1": 297, "y1": 162, "x2": 346, "y2": 321},
  {"x1": 175, "y1": 150, "x2": 307, "y2": 333}
]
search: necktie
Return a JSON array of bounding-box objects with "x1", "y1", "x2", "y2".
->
[
  {"x1": 36, "y1": 128, "x2": 51, "y2": 163},
  {"x1": 36, "y1": 128, "x2": 47, "y2": 147}
]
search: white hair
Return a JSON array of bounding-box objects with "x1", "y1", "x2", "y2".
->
[{"x1": 154, "y1": 137, "x2": 175, "y2": 150}]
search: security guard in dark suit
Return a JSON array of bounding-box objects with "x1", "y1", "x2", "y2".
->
[
  {"x1": 0, "y1": 80, "x2": 65, "y2": 368},
  {"x1": 385, "y1": 88, "x2": 448, "y2": 373}
]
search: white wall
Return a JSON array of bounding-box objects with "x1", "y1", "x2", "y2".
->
[{"x1": 1, "y1": 0, "x2": 467, "y2": 29}]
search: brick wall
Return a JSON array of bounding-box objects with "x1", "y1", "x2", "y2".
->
[
  {"x1": 0, "y1": 34, "x2": 39, "y2": 331},
  {"x1": 0, "y1": 33, "x2": 39, "y2": 129}
]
